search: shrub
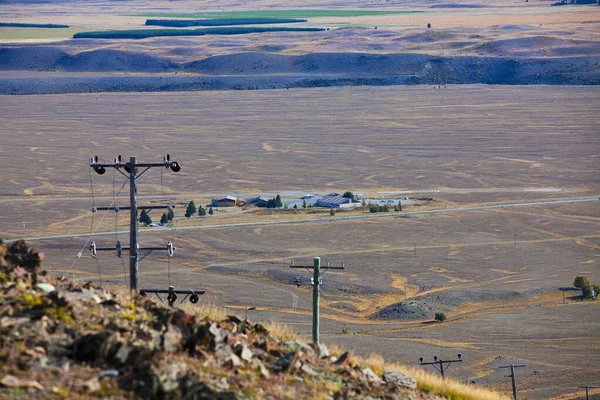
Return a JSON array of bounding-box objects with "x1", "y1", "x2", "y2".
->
[
  {"x1": 434, "y1": 312, "x2": 447, "y2": 323},
  {"x1": 330, "y1": 208, "x2": 335, "y2": 216},
  {"x1": 574, "y1": 275, "x2": 590, "y2": 289},
  {"x1": 342, "y1": 327, "x2": 351, "y2": 334}
]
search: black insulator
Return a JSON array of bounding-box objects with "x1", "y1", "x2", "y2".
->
[
  {"x1": 124, "y1": 164, "x2": 131, "y2": 173},
  {"x1": 94, "y1": 166, "x2": 106, "y2": 175},
  {"x1": 190, "y1": 294, "x2": 199, "y2": 304},
  {"x1": 170, "y1": 161, "x2": 181, "y2": 172}
]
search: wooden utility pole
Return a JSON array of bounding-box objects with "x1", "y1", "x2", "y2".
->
[
  {"x1": 90, "y1": 154, "x2": 181, "y2": 292},
  {"x1": 290, "y1": 257, "x2": 345, "y2": 345},
  {"x1": 499, "y1": 364, "x2": 526, "y2": 400}
]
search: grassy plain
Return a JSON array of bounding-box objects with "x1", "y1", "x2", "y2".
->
[{"x1": 0, "y1": 86, "x2": 598, "y2": 398}]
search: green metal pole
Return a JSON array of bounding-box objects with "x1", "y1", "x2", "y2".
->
[{"x1": 312, "y1": 256, "x2": 320, "y2": 345}]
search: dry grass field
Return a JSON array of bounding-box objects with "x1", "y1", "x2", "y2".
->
[
  {"x1": 1, "y1": 0, "x2": 599, "y2": 398},
  {"x1": 0, "y1": 86, "x2": 599, "y2": 399}
]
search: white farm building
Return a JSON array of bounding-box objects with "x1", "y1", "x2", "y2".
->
[{"x1": 315, "y1": 193, "x2": 361, "y2": 209}]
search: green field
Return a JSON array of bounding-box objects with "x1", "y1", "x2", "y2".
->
[
  {"x1": 134, "y1": 9, "x2": 423, "y2": 19},
  {"x1": 0, "y1": 27, "x2": 80, "y2": 40}
]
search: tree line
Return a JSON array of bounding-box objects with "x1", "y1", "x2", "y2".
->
[
  {"x1": 145, "y1": 18, "x2": 306, "y2": 27},
  {"x1": 73, "y1": 26, "x2": 324, "y2": 40},
  {"x1": 0, "y1": 22, "x2": 69, "y2": 28}
]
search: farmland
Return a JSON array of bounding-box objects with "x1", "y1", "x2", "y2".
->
[
  {"x1": 1, "y1": 0, "x2": 600, "y2": 398},
  {"x1": 1, "y1": 85, "x2": 599, "y2": 398}
]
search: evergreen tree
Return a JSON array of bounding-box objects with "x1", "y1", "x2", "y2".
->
[
  {"x1": 198, "y1": 205, "x2": 206, "y2": 217},
  {"x1": 139, "y1": 209, "x2": 149, "y2": 225},
  {"x1": 209, "y1": 206, "x2": 214, "y2": 216},
  {"x1": 330, "y1": 208, "x2": 335, "y2": 216},
  {"x1": 302, "y1": 199, "x2": 307, "y2": 209},
  {"x1": 275, "y1": 194, "x2": 283, "y2": 208},
  {"x1": 167, "y1": 207, "x2": 174, "y2": 222},
  {"x1": 342, "y1": 191, "x2": 354, "y2": 200},
  {"x1": 185, "y1": 200, "x2": 197, "y2": 219},
  {"x1": 160, "y1": 212, "x2": 169, "y2": 225}
]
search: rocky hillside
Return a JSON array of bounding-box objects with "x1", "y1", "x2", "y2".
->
[{"x1": 1, "y1": 239, "x2": 504, "y2": 400}]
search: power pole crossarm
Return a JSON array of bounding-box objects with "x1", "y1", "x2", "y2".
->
[{"x1": 420, "y1": 355, "x2": 462, "y2": 377}]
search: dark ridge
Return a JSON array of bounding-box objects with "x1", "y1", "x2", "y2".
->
[
  {"x1": 145, "y1": 18, "x2": 307, "y2": 27},
  {"x1": 73, "y1": 27, "x2": 324, "y2": 40},
  {"x1": 0, "y1": 46, "x2": 67, "y2": 70},
  {"x1": 0, "y1": 22, "x2": 69, "y2": 28},
  {"x1": 58, "y1": 49, "x2": 176, "y2": 72}
]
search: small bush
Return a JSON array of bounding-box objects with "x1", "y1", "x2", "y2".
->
[
  {"x1": 574, "y1": 275, "x2": 589, "y2": 289},
  {"x1": 342, "y1": 327, "x2": 351, "y2": 334},
  {"x1": 434, "y1": 312, "x2": 447, "y2": 323}
]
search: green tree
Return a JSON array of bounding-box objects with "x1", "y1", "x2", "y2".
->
[
  {"x1": 185, "y1": 200, "x2": 197, "y2": 219},
  {"x1": 330, "y1": 208, "x2": 335, "y2": 216},
  {"x1": 167, "y1": 207, "x2": 174, "y2": 222},
  {"x1": 574, "y1": 275, "x2": 590, "y2": 289},
  {"x1": 139, "y1": 209, "x2": 150, "y2": 225},
  {"x1": 582, "y1": 284, "x2": 593, "y2": 299},
  {"x1": 160, "y1": 212, "x2": 169, "y2": 225},
  {"x1": 293, "y1": 204, "x2": 298, "y2": 209},
  {"x1": 208, "y1": 206, "x2": 214, "y2": 216},
  {"x1": 342, "y1": 191, "x2": 354, "y2": 200},
  {"x1": 275, "y1": 194, "x2": 283, "y2": 208},
  {"x1": 434, "y1": 312, "x2": 447, "y2": 323},
  {"x1": 302, "y1": 199, "x2": 307, "y2": 209},
  {"x1": 198, "y1": 205, "x2": 206, "y2": 217}
]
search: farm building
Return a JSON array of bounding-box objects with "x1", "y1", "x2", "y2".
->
[
  {"x1": 315, "y1": 193, "x2": 361, "y2": 209},
  {"x1": 211, "y1": 196, "x2": 244, "y2": 207}
]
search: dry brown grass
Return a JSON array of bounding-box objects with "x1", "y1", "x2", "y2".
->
[{"x1": 387, "y1": 363, "x2": 510, "y2": 400}]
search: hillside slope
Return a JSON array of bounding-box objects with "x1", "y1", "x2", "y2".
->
[
  {"x1": 0, "y1": 46, "x2": 598, "y2": 94},
  {"x1": 0, "y1": 239, "x2": 508, "y2": 399}
]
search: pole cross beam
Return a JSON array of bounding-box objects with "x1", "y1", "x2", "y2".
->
[
  {"x1": 577, "y1": 385, "x2": 600, "y2": 400},
  {"x1": 141, "y1": 286, "x2": 205, "y2": 307},
  {"x1": 499, "y1": 364, "x2": 526, "y2": 400},
  {"x1": 89, "y1": 155, "x2": 180, "y2": 292},
  {"x1": 420, "y1": 355, "x2": 462, "y2": 377},
  {"x1": 289, "y1": 257, "x2": 345, "y2": 345}
]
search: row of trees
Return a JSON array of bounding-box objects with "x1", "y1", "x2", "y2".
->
[
  {"x1": 73, "y1": 26, "x2": 323, "y2": 40},
  {"x1": 145, "y1": 18, "x2": 306, "y2": 27},
  {"x1": 0, "y1": 22, "x2": 69, "y2": 28},
  {"x1": 186, "y1": 200, "x2": 214, "y2": 218},
  {"x1": 574, "y1": 275, "x2": 599, "y2": 299},
  {"x1": 368, "y1": 203, "x2": 402, "y2": 213},
  {"x1": 258, "y1": 194, "x2": 283, "y2": 209}
]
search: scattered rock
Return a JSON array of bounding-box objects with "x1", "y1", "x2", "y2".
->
[
  {"x1": 383, "y1": 370, "x2": 417, "y2": 389},
  {"x1": 1, "y1": 374, "x2": 44, "y2": 390},
  {"x1": 361, "y1": 368, "x2": 384, "y2": 384}
]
